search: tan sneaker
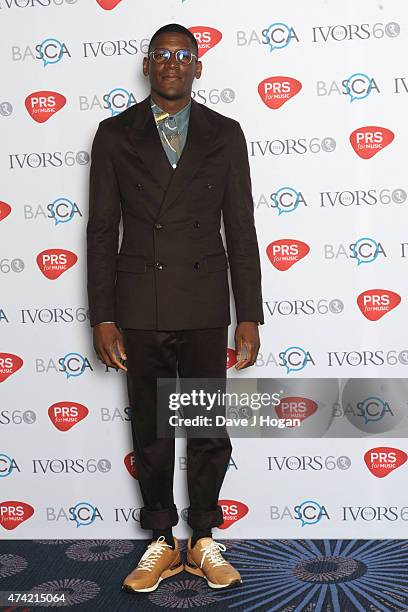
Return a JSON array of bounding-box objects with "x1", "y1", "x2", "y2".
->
[
  {"x1": 185, "y1": 536, "x2": 242, "y2": 589},
  {"x1": 121, "y1": 535, "x2": 183, "y2": 593}
]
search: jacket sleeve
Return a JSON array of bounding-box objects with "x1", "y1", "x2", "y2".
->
[
  {"x1": 222, "y1": 121, "x2": 264, "y2": 325},
  {"x1": 86, "y1": 121, "x2": 121, "y2": 327}
]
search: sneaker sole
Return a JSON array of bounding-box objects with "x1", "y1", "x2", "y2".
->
[
  {"x1": 184, "y1": 561, "x2": 242, "y2": 589},
  {"x1": 121, "y1": 561, "x2": 184, "y2": 593}
]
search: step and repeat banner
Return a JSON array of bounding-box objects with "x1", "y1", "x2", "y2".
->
[{"x1": 1, "y1": 0, "x2": 408, "y2": 539}]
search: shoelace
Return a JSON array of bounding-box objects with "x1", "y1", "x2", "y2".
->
[
  {"x1": 199, "y1": 540, "x2": 229, "y2": 569},
  {"x1": 137, "y1": 535, "x2": 171, "y2": 571}
]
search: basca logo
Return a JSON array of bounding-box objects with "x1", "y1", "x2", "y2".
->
[
  {"x1": 266, "y1": 239, "x2": 310, "y2": 271},
  {"x1": 0, "y1": 500, "x2": 34, "y2": 530},
  {"x1": 275, "y1": 397, "x2": 317, "y2": 425},
  {"x1": 349, "y1": 126, "x2": 394, "y2": 159},
  {"x1": 357, "y1": 289, "x2": 401, "y2": 321},
  {"x1": 12, "y1": 38, "x2": 71, "y2": 65},
  {"x1": 226, "y1": 348, "x2": 237, "y2": 369},
  {"x1": 95, "y1": 0, "x2": 123, "y2": 9},
  {"x1": 0, "y1": 453, "x2": 20, "y2": 477},
  {"x1": 25, "y1": 91, "x2": 66, "y2": 123},
  {"x1": 255, "y1": 187, "x2": 307, "y2": 214},
  {"x1": 217, "y1": 499, "x2": 248, "y2": 529},
  {"x1": 24, "y1": 197, "x2": 81, "y2": 225},
  {"x1": 46, "y1": 502, "x2": 102, "y2": 526},
  {"x1": 236, "y1": 24, "x2": 299, "y2": 51},
  {"x1": 48, "y1": 401, "x2": 89, "y2": 431},
  {"x1": 279, "y1": 347, "x2": 315, "y2": 374},
  {"x1": 364, "y1": 447, "x2": 407, "y2": 478},
  {"x1": 36, "y1": 249, "x2": 77, "y2": 279},
  {"x1": 36, "y1": 353, "x2": 93, "y2": 378},
  {"x1": 79, "y1": 88, "x2": 136, "y2": 115},
  {"x1": 324, "y1": 238, "x2": 385, "y2": 265},
  {"x1": 0, "y1": 201, "x2": 12, "y2": 222},
  {"x1": 124, "y1": 452, "x2": 138, "y2": 479},
  {"x1": 317, "y1": 73, "x2": 379, "y2": 101},
  {"x1": 0, "y1": 353, "x2": 23, "y2": 383},
  {"x1": 295, "y1": 500, "x2": 329, "y2": 526},
  {"x1": 258, "y1": 77, "x2": 302, "y2": 109},
  {"x1": 189, "y1": 26, "x2": 222, "y2": 58}
]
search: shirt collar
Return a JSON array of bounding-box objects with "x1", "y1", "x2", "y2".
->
[{"x1": 151, "y1": 98, "x2": 191, "y2": 123}]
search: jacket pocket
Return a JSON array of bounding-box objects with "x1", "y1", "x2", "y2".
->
[
  {"x1": 116, "y1": 253, "x2": 147, "y2": 274},
  {"x1": 204, "y1": 251, "x2": 229, "y2": 273}
]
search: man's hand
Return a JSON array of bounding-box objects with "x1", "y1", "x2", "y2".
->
[
  {"x1": 93, "y1": 323, "x2": 127, "y2": 372},
  {"x1": 234, "y1": 322, "x2": 260, "y2": 370}
]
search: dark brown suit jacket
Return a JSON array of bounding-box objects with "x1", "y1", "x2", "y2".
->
[{"x1": 86, "y1": 95, "x2": 264, "y2": 330}]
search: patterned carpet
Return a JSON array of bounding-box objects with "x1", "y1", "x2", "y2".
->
[{"x1": 1, "y1": 539, "x2": 408, "y2": 611}]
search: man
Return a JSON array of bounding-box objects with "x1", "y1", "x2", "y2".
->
[{"x1": 86, "y1": 23, "x2": 264, "y2": 593}]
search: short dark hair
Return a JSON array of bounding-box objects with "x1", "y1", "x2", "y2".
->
[{"x1": 148, "y1": 23, "x2": 198, "y2": 55}]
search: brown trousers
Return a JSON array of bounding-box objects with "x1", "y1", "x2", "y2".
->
[{"x1": 122, "y1": 327, "x2": 231, "y2": 531}]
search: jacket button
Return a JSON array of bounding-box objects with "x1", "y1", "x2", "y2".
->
[
  {"x1": 154, "y1": 223, "x2": 163, "y2": 230},
  {"x1": 193, "y1": 221, "x2": 200, "y2": 228},
  {"x1": 136, "y1": 183, "x2": 143, "y2": 190},
  {"x1": 155, "y1": 262, "x2": 163, "y2": 270},
  {"x1": 193, "y1": 262, "x2": 200, "y2": 270},
  {"x1": 207, "y1": 183, "x2": 214, "y2": 190}
]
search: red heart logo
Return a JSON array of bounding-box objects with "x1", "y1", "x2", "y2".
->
[
  {"x1": 95, "y1": 0, "x2": 123, "y2": 8},
  {"x1": 217, "y1": 499, "x2": 248, "y2": 529},
  {"x1": 189, "y1": 26, "x2": 222, "y2": 58},
  {"x1": 0, "y1": 201, "x2": 11, "y2": 222},
  {"x1": 0, "y1": 501, "x2": 34, "y2": 530},
  {"x1": 349, "y1": 126, "x2": 394, "y2": 159},
  {"x1": 124, "y1": 452, "x2": 138, "y2": 479},
  {"x1": 364, "y1": 447, "x2": 407, "y2": 478},
  {"x1": 258, "y1": 76, "x2": 302, "y2": 109},
  {"x1": 36, "y1": 249, "x2": 78, "y2": 280},
  {"x1": 357, "y1": 289, "x2": 401, "y2": 321},
  {"x1": 25, "y1": 91, "x2": 66, "y2": 124},
  {"x1": 275, "y1": 397, "x2": 318, "y2": 427},
  {"x1": 266, "y1": 239, "x2": 310, "y2": 271},
  {"x1": 48, "y1": 402, "x2": 89, "y2": 432},
  {"x1": 0, "y1": 353, "x2": 23, "y2": 383},
  {"x1": 226, "y1": 348, "x2": 237, "y2": 369}
]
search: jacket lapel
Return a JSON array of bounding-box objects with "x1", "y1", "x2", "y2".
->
[
  {"x1": 124, "y1": 96, "x2": 215, "y2": 215},
  {"x1": 124, "y1": 96, "x2": 173, "y2": 192}
]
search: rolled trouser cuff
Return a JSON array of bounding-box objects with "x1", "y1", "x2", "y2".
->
[
  {"x1": 187, "y1": 504, "x2": 224, "y2": 530},
  {"x1": 140, "y1": 504, "x2": 179, "y2": 530}
]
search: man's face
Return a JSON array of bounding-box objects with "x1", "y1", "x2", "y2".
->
[{"x1": 143, "y1": 32, "x2": 202, "y2": 100}]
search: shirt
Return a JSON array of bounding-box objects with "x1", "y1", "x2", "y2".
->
[{"x1": 150, "y1": 99, "x2": 191, "y2": 169}]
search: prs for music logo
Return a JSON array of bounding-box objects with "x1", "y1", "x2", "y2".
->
[
  {"x1": 357, "y1": 289, "x2": 401, "y2": 321},
  {"x1": 0, "y1": 353, "x2": 23, "y2": 383},
  {"x1": 0, "y1": 501, "x2": 34, "y2": 530},
  {"x1": 36, "y1": 249, "x2": 78, "y2": 279},
  {"x1": 349, "y1": 126, "x2": 394, "y2": 159},
  {"x1": 258, "y1": 77, "x2": 302, "y2": 109},
  {"x1": 95, "y1": 0, "x2": 123, "y2": 9},
  {"x1": 25, "y1": 91, "x2": 66, "y2": 123},
  {"x1": 266, "y1": 239, "x2": 310, "y2": 271},
  {"x1": 364, "y1": 447, "x2": 407, "y2": 478},
  {"x1": 48, "y1": 402, "x2": 89, "y2": 432},
  {"x1": 189, "y1": 27, "x2": 222, "y2": 58}
]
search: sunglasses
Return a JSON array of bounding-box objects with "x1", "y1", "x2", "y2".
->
[{"x1": 149, "y1": 48, "x2": 198, "y2": 65}]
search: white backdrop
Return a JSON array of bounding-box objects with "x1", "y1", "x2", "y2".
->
[{"x1": 1, "y1": 0, "x2": 408, "y2": 539}]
